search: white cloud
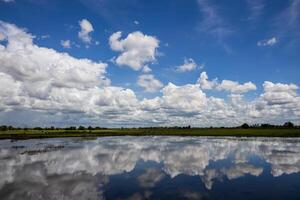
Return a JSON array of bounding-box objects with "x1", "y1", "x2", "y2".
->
[
  {"x1": 140, "y1": 97, "x2": 162, "y2": 111},
  {"x1": 245, "y1": 81, "x2": 300, "y2": 121},
  {"x1": 197, "y1": 72, "x2": 218, "y2": 89},
  {"x1": 78, "y1": 19, "x2": 94, "y2": 44},
  {"x1": 176, "y1": 58, "x2": 197, "y2": 72},
  {"x1": 60, "y1": 40, "x2": 71, "y2": 48},
  {"x1": 109, "y1": 31, "x2": 159, "y2": 71},
  {"x1": 257, "y1": 37, "x2": 278, "y2": 46},
  {"x1": 217, "y1": 80, "x2": 257, "y2": 93},
  {"x1": 197, "y1": 72, "x2": 256, "y2": 94},
  {"x1": 137, "y1": 74, "x2": 163, "y2": 93},
  {"x1": 261, "y1": 81, "x2": 298, "y2": 105},
  {"x1": 160, "y1": 83, "x2": 207, "y2": 113},
  {"x1": 142, "y1": 65, "x2": 152, "y2": 73},
  {"x1": 134, "y1": 20, "x2": 139, "y2": 25},
  {"x1": 0, "y1": 72, "x2": 21, "y2": 107},
  {"x1": 0, "y1": 21, "x2": 300, "y2": 127},
  {"x1": 0, "y1": 21, "x2": 136, "y2": 117},
  {"x1": 0, "y1": 33, "x2": 5, "y2": 41}
]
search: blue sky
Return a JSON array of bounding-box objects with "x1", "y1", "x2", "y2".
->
[{"x1": 0, "y1": 0, "x2": 299, "y2": 127}]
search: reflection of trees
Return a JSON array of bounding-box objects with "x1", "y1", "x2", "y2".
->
[{"x1": 0, "y1": 137, "x2": 299, "y2": 198}]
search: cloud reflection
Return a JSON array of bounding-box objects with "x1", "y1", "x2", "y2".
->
[{"x1": 0, "y1": 136, "x2": 299, "y2": 199}]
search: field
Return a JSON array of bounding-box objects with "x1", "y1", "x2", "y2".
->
[{"x1": 1, "y1": 128, "x2": 300, "y2": 140}]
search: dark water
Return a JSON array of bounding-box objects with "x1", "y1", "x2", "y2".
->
[{"x1": 0, "y1": 136, "x2": 300, "y2": 200}]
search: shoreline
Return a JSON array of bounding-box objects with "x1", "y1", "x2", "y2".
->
[{"x1": 1, "y1": 128, "x2": 300, "y2": 140}]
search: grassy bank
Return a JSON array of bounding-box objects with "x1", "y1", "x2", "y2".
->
[{"x1": 1, "y1": 128, "x2": 300, "y2": 140}]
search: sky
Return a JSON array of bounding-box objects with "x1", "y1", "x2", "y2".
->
[{"x1": 0, "y1": 0, "x2": 299, "y2": 127}]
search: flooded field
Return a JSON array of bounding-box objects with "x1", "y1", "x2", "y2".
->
[{"x1": 0, "y1": 136, "x2": 300, "y2": 200}]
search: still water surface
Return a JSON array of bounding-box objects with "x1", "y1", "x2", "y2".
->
[{"x1": 0, "y1": 136, "x2": 300, "y2": 200}]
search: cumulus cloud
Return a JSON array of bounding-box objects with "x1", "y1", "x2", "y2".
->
[
  {"x1": 109, "y1": 31, "x2": 159, "y2": 71},
  {"x1": 0, "y1": 72, "x2": 21, "y2": 107},
  {"x1": 137, "y1": 74, "x2": 163, "y2": 93},
  {"x1": 160, "y1": 83, "x2": 207, "y2": 114},
  {"x1": 0, "y1": 21, "x2": 300, "y2": 127},
  {"x1": 261, "y1": 81, "x2": 298, "y2": 105},
  {"x1": 78, "y1": 19, "x2": 94, "y2": 44},
  {"x1": 217, "y1": 80, "x2": 257, "y2": 93},
  {"x1": 197, "y1": 72, "x2": 218, "y2": 89},
  {"x1": 245, "y1": 81, "x2": 300, "y2": 121},
  {"x1": 0, "y1": 21, "x2": 141, "y2": 119},
  {"x1": 138, "y1": 74, "x2": 299, "y2": 126},
  {"x1": 197, "y1": 72, "x2": 256, "y2": 94},
  {"x1": 257, "y1": 37, "x2": 278, "y2": 46},
  {"x1": 0, "y1": 33, "x2": 5, "y2": 40},
  {"x1": 176, "y1": 58, "x2": 197, "y2": 72},
  {"x1": 60, "y1": 40, "x2": 71, "y2": 48}
]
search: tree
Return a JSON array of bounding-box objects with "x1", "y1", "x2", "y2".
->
[
  {"x1": 78, "y1": 126, "x2": 85, "y2": 130},
  {"x1": 241, "y1": 123, "x2": 250, "y2": 129},
  {"x1": 0, "y1": 125, "x2": 8, "y2": 131},
  {"x1": 283, "y1": 122, "x2": 294, "y2": 128},
  {"x1": 65, "y1": 126, "x2": 76, "y2": 130}
]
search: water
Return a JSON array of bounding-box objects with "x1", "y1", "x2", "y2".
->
[{"x1": 0, "y1": 136, "x2": 300, "y2": 200}]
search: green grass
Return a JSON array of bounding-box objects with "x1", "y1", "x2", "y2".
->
[{"x1": 1, "y1": 128, "x2": 300, "y2": 140}]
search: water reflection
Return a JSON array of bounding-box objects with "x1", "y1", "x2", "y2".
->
[{"x1": 0, "y1": 137, "x2": 300, "y2": 199}]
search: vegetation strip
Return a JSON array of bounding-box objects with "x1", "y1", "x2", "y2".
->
[
  {"x1": 1, "y1": 122, "x2": 299, "y2": 139},
  {"x1": 1, "y1": 128, "x2": 300, "y2": 140}
]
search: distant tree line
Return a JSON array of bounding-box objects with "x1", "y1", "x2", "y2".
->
[
  {"x1": 240, "y1": 122, "x2": 296, "y2": 129},
  {"x1": 0, "y1": 122, "x2": 298, "y2": 131},
  {"x1": 0, "y1": 125, "x2": 108, "y2": 131},
  {"x1": 132, "y1": 125, "x2": 192, "y2": 130}
]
